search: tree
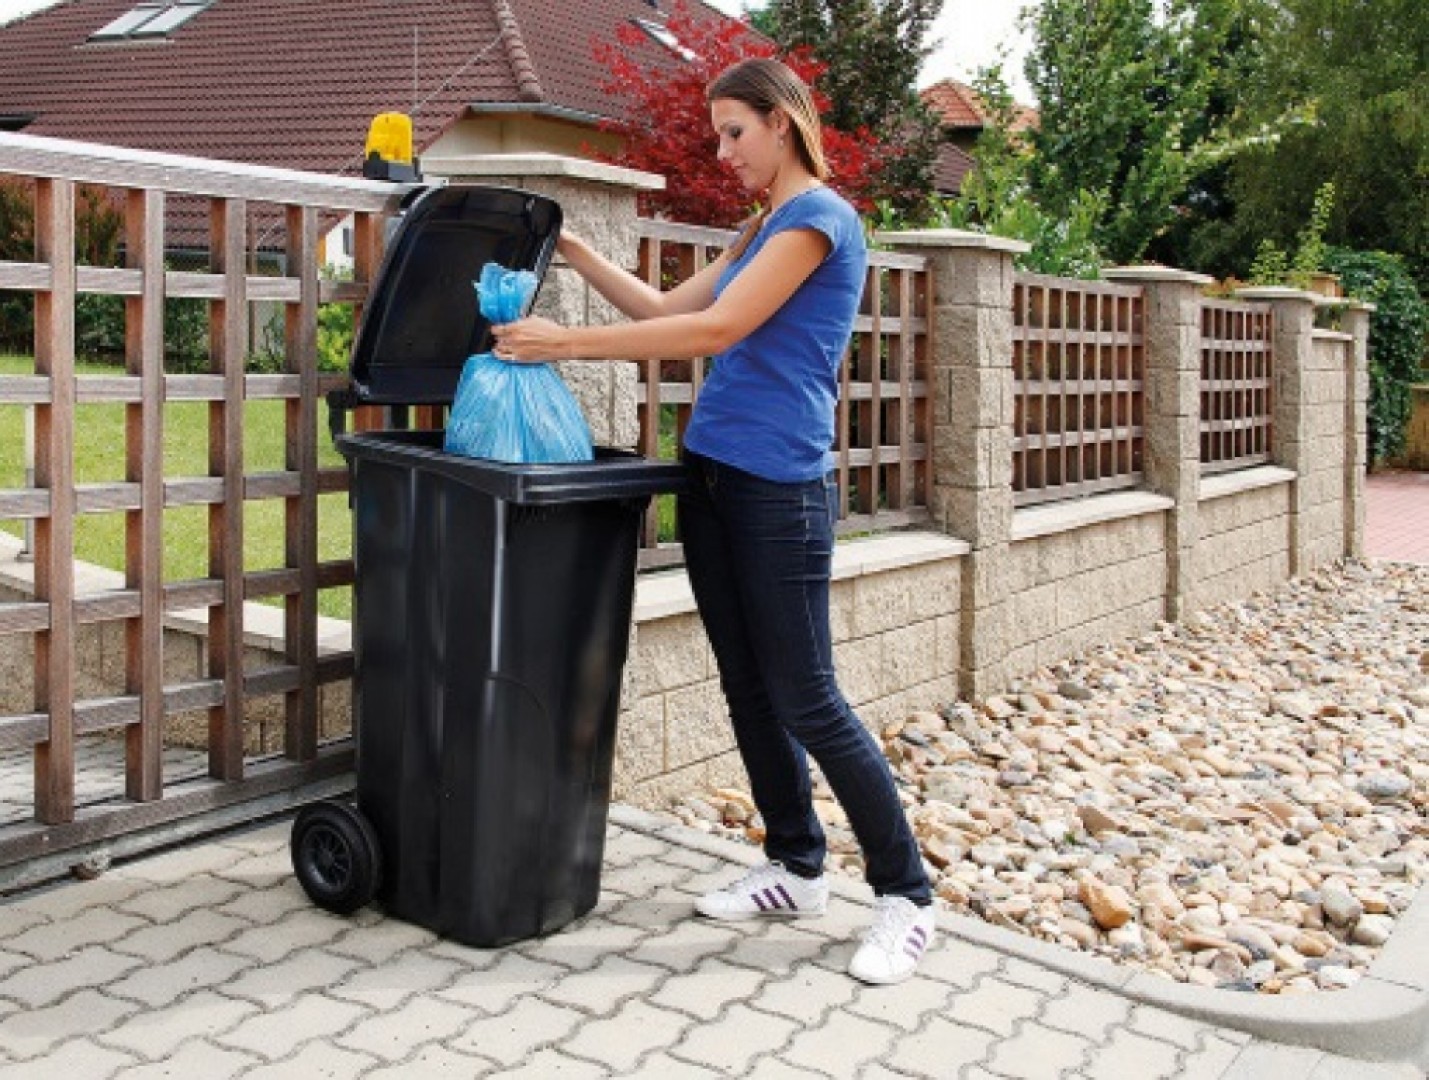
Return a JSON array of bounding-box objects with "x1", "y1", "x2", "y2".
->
[
  {"x1": 1022, "y1": 0, "x2": 1245, "y2": 264},
  {"x1": 593, "y1": 3, "x2": 883, "y2": 228},
  {"x1": 755, "y1": 0, "x2": 943, "y2": 213},
  {"x1": 1228, "y1": 0, "x2": 1429, "y2": 290}
]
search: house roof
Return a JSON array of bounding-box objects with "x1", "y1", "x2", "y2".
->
[
  {"x1": 920, "y1": 77, "x2": 1037, "y2": 133},
  {"x1": 930, "y1": 142, "x2": 974, "y2": 196},
  {"x1": 0, "y1": 0, "x2": 735, "y2": 177}
]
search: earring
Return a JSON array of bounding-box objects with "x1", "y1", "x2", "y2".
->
[{"x1": 778, "y1": 134, "x2": 786, "y2": 149}]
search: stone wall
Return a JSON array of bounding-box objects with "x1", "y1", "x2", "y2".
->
[
  {"x1": 1005, "y1": 500, "x2": 1170, "y2": 676},
  {"x1": 615, "y1": 534, "x2": 967, "y2": 806},
  {"x1": 1194, "y1": 470, "x2": 1295, "y2": 610}
]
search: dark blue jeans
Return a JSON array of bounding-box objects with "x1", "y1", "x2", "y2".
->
[{"x1": 678, "y1": 450, "x2": 930, "y2": 904}]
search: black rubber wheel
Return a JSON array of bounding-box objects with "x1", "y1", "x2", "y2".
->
[{"x1": 291, "y1": 801, "x2": 381, "y2": 916}]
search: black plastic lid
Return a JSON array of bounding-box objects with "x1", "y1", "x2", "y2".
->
[{"x1": 347, "y1": 184, "x2": 562, "y2": 406}]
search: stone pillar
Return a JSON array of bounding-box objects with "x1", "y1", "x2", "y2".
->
[
  {"x1": 1235, "y1": 287, "x2": 1320, "y2": 575},
  {"x1": 1340, "y1": 301, "x2": 1374, "y2": 557},
  {"x1": 1104, "y1": 267, "x2": 1212, "y2": 619},
  {"x1": 879, "y1": 229, "x2": 1028, "y2": 698},
  {"x1": 419, "y1": 153, "x2": 665, "y2": 449}
]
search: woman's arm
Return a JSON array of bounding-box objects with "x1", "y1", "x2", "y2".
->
[
  {"x1": 558, "y1": 232, "x2": 734, "y2": 321},
  {"x1": 494, "y1": 227, "x2": 830, "y2": 362}
]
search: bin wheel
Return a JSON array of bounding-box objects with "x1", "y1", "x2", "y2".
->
[{"x1": 291, "y1": 801, "x2": 381, "y2": 915}]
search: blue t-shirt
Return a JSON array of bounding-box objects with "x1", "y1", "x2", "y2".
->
[{"x1": 682, "y1": 186, "x2": 866, "y2": 482}]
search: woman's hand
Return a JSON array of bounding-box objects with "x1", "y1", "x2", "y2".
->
[{"x1": 490, "y1": 316, "x2": 570, "y2": 363}]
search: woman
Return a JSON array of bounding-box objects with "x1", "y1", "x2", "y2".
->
[{"x1": 491, "y1": 57, "x2": 934, "y2": 986}]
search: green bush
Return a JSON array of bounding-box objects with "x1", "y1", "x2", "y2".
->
[{"x1": 1325, "y1": 247, "x2": 1429, "y2": 462}]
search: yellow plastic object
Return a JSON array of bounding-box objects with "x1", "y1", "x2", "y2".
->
[{"x1": 365, "y1": 112, "x2": 413, "y2": 165}]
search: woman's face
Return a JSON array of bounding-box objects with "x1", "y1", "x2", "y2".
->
[{"x1": 710, "y1": 97, "x2": 785, "y2": 193}]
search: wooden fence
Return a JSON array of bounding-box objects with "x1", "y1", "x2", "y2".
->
[
  {"x1": 633, "y1": 218, "x2": 934, "y2": 564},
  {"x1": 0, "y1": 132, "x2": 404, "y2": 877},
  {"x1": 1200, "y1": 299, "x2": 1274, "y2": 473},
  {"x1": 1011, "y1": 273, "x2": 1146, "y2": 506}
]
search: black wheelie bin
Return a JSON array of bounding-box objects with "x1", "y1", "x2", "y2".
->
[{"x1": 290, "y1": 184, "x2": 686, "y2": 947}]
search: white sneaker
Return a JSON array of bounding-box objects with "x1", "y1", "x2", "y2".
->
[
  {"x1": 848, "y1": 896, "x2": 936, "y2": 985},
  {"x1": 695, "y1": 861, "x2": 829, "y2": 921}
]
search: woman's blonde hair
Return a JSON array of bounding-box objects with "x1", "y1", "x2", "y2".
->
[
  {"x1": 707, "y1": 57, "x2": 829, "y2": 181},
  {"x1": 708, "y1": 58, "x2": 829, "y2": 259}
]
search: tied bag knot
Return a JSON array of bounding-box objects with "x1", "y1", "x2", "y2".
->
[{"x1": 443, "y1": 263, "x2": 594, "y2": 463}]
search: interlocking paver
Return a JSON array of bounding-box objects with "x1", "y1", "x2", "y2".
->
[
  {"x1": 235, "y1": 1041, "x2": 379, "y2": 1079},
  {"x1": 946, "y1": 976, "x2": 1047, "y2": 1038},
  {"x1": 538, "y1": 953, "x2": 668, "y2": 1015},
  {"x1": 0, "y1": 1036, "x2": 137, "y2": 1079},
  {"x1": 435, "y1": 951, "x2": 568, "y2": 1014},
  {"x1": 521, "y1": 919, "x2": 652, "y2": 974},
  {"x1": 983, "y1": 1020, "x2": 1092, "y2": 1078},
  {"x1": 844, "y1": 973, "x2": 956, "y2": 1032},
  {"x1": 325, "y1": 949, "x2": 464, "y2": 1009},
  {"x1": 1127, "y1": 1003, "x2": 1226, "y2": 1051},
  {"x1": 225, "y1": 949, "x2": 369, "y2": 1004},
  {"x1": 998, "y1": 955, "x2": 1072, "y2": 995},
  {"x1": 0, "y1": 945, "x2": 143, "y2": 1008},
  {"x1": 615, "y1": 1052, "x2": 725, "y2": 1078},
  {"x1": 604, "y1": 829, "x2": 671, "y2": 867},
  {"x1": 601, "y1": 857, "x2": 696, "y2": 898},
  {"x1": 361, "y1": 1043, "x2": 501, "y2": 1079},
  {"x1": 7, "y1": 877, "x2": 152, "y2": 921},
  {"x1": 1080, "y1": 1024, "x2": 1185, "y2": 1080},
  {"x1": 446, "y1": 995, "x2": 586, "y2": 1067},
  {"x1": 624, "y1": 919, "x2": 744, "y2": 973},
  {"x1": 109, "y1": 910, "x2": 251, "y2": 963},
  {"x1": 885, "y1": 1013, "x2": 999, "y2": 1077},
  {"x1": 3, "y1": 907, "x2": 147, "y2": 962},
  {"x1": 212, "y1": 993, "x2": 368, "y2": 1060},
  {"x1": 671, "y1": 1002, "x2": 800, "y2": 1074},
  {"x1": 113, "y1": 874, "x2": 246, "y2": 923},
  {"x1": 0, "y1": 988, "x2": 141, "y2": 1061},
  {"x1": 743, "y1": 1058, "x2": 827, "y2": 1079},
  {"x1": 331, "y1": 995, "x2": 473, "y2": 1063},
  {"x1": 103, "y1": 945, "x2": 254, "y2": 1009},
  {"x1": 1037, "y1": 982, "x2": 1134, "y2": 1038},
  {"x1": 647, "y1": 959, "x2": 768, "y2": 1021},
  {"x1": 97, "y1": 988, "x2": 262, "y2": 1059},
  {"x1": 746, "y1": 963, "x2": 861, "y2": 1024},
  {"x1": 779, "y1": 1010, "x2": 899, "y2": 1076},
  {"x1": 558, "y1": 998, "x2": 695, "y2": 1072},
  {"x1": 1181, "y1": 1033, "x2": 1255, "y2": 1079},
  {"x1": 723, "y1": 925, "x2": 835, "y2": 976},
  {"x1": 325, "y1": 913, "x2": 438, "y2": 965},
  {"x1": 109, "y1": 1038, "x2": 261, "y2": 1080},
  {"x1": 216, "y1": 911, "x2": 353, "y2": 964},
  {"x1": 116, "y1": 842, "x2": 250, "y2": 883},
  {"x1": 914, "y1": 937, "x2": 1005, "y2": 989},
  {"x1": 491, "y1": 1047, "x2": 611, "y2": 1078},
  {"x1": 212, "y1": 882, "x2": 313, "y2": 924}
]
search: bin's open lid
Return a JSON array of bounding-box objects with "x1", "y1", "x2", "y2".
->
[{"x1": 348, "y1": 184, "x2": 562, "y2": 406}]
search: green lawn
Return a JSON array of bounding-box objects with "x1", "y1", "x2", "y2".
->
[{"x1": 0, "y1": 355, "x2": 354, "y2": 619}]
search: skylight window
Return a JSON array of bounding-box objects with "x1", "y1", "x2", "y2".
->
[
  {"x1": 633, "y1": 18, "x2": 699, "y2": 63},
  {"x1": 91, "y1": 0, "x2": 214, "y2": 41}
]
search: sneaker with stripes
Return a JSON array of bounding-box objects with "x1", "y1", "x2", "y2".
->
[
  {"x1": 694, "y1": 860, "x2": 829, "y2": 921},
  {"x1": 848, "y1": 895, "x2": 936, "y2": 985}
]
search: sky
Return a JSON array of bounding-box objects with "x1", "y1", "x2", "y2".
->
[{"x1": 0, "y1": 0, "x2": 1036, "y2": 99}]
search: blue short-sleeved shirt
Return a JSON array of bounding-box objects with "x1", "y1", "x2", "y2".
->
[{"x1": 682, "y1": 186, "x2": 866, "y2": 482}]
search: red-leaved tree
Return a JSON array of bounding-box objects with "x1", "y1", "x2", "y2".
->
[{"x1": 593, "y1": 4, "x2": 887, "y2": 228}]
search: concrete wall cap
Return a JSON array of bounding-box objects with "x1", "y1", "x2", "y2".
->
[
  {"x1": 1313, "y1": 328, "x2": 1355, "y2": 343},
  {"x1": 1103, "y1": 265, "x2": 1215, "y2": 286},
  {"x1": 876, "y1": 228, "x2": 1031, "y2": 254},
  {"x1": 1233, "y1": 286, "x2": 1320, "y2": 303},
  {"x1": 423, "y1": 152, "x2": 666, "y2": 191},
  {"x1": 1199, "y1": 465, "x2": 1297, "y2": 502}
]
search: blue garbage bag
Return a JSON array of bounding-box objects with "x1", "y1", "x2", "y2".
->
[{"x1": 443, "y1": 263, "x2": 594, "y2": 464}]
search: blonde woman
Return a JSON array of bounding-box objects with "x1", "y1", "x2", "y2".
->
[{"x1": 493, "y1": 57, "x2": 934, "y2": 985}]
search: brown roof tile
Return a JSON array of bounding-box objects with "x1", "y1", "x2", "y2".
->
[
  {"x1": 920, "y1": 77, "x2": 1037, "y2": 133},
  {"x1": 0, "y1": 0, "x2": 739, "y2": 175}
]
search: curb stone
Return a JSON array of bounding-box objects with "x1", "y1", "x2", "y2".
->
[{"x1": 608, "y1": 805, "x2": 1429, "y2": 1070}]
